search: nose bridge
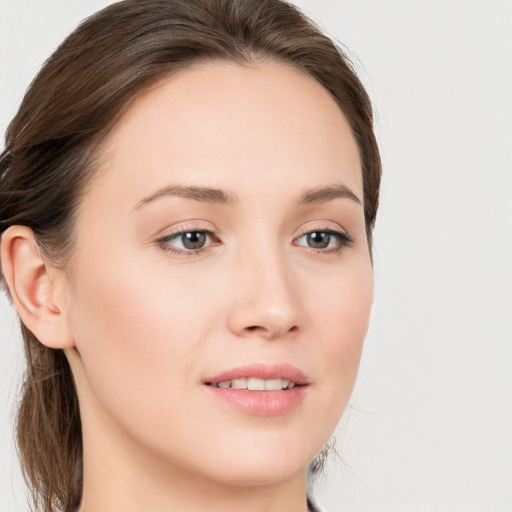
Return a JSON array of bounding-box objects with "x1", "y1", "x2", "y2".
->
[{"x1": 227, "y1": 231, "x2": 302, "y2": 339}]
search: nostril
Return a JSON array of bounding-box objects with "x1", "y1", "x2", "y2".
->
[{"x1": 244, "y1": 324, "x2": 299, "y2": 336}]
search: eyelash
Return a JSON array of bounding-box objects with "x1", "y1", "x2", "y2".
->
[
  {"x1": 156, "y1": 228, "x2": 217, "y2": 258},
  {"x1": 156, "y1": 226, "x2": 353, "y2": 258}
]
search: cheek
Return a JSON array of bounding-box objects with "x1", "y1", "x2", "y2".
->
[
  {"x1": 310, "y1": 262, "x2": 373, "y2": 424},
  {"x1": 67, "y1": 248, "x2": 220, "y2": 430}
]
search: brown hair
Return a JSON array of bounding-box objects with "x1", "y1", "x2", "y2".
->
[{"x1": 0, "y1": 0, "x2": 381, "y2": 510}]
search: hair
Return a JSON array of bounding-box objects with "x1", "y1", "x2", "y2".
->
[{"x1": 0, "y1": 0, "x2": 381, "y2": 510}]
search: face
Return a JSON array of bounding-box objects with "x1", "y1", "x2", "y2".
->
[{"x1": 64, "y1": 61, "x2": 373, "y2": 487}]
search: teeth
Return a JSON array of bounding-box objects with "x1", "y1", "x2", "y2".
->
[
  {"x1": 247, "y1": 377, "x2": 266, "y2": 390},
  {"x1": 213, "y1": 378, "x2": 297, "y2": 390},
  {"x1": 265, "y1": 378, "x2": 283, "y2": 391},
  {"x1": 231, "y1": 378, "x2": 248, "y2": 390}
]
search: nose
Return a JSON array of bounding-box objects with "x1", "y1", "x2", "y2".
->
[{"x1": 227, "y1": 245, "x2": 303, "y2": 340}]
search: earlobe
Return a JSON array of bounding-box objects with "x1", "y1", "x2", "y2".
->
[{"x1": 0, "y1": 225, "x2": 75, "y2": 349}]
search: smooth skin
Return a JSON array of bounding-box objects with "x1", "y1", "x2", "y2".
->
[{"x1": 1, "y1": 60, "x2": 373, "y2": 512}]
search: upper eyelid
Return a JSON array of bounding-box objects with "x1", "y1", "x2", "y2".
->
[
  {"x1": 165, "y1": 227, "x2": 215, "y2": 237},
  {"x1": 294, "y1": 223, "x2": 352, "y2": 241},
  {"x1": 157, "y1": 221, "x2": 351, "y2": 239},
  {"x1": 158, "y1": 222, "x2": 216, "y2": 237},
  {"x1": 296, "y1": 224, "x2": 348, "y2": 235},
  {"x1": 294, "y1": 228, "x2": 353, "y2": 248}
]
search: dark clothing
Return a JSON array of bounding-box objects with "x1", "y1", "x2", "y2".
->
[{"x1": 307, "y1": 495, "x2": 321, "y2": 512}]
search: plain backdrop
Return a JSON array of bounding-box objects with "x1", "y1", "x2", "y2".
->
[{"x1": 1, "y1": 1, "x2": 511, "y2": 511}]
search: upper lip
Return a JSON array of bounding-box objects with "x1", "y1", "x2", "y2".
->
[{"x1": 203, "y1": 363, "x2": 309, "y2": 386}]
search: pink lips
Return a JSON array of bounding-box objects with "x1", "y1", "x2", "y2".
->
[{"x1": 203, "y1": 363, "x2": 309, "y2": 417}]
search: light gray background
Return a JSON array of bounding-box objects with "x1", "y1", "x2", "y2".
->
[{"x1": 1, "y1": 1, "x2": 511, "y2": 511}]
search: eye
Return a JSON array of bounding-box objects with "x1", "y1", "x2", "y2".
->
[
  {"x1": 294, "y1": 229, "x2": 353, "y2": 253},
  {"x1": 156, "y1": 229, "x2": 217, "y2": 255}
]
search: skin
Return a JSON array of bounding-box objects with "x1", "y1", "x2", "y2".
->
[{"x1": 2, "y1": 60, "x2": 373, "y2": 512}]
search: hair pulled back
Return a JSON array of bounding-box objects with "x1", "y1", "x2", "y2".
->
[{"x1": 0, "y1": 1, "x2": 381, "y2": 510}]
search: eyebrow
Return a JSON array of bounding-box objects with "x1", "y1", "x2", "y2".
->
[
  {"x1": 297, "y1": 184, "x2": 361, "y2": 205},
  {"x1": 133, "y1": 184, "x2": 238, "y2": 210},
  {"x1": 132, "y1": 183, "x2": 361, "y2": 210}
]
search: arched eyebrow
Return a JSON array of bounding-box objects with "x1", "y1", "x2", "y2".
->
[
  {"x1": 132, "y1": 183, "x2": 361, "y2": 210},
  {"x1": 297, "y1": 184, "x2": 361, "y2": 205},
  {"x1": 132, "y1": 184, "x2": 238, "y2": 210}
]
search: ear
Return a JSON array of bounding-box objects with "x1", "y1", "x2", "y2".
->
[{"x1": 1, "y1": 225, "x2": 74, "y2": 349}]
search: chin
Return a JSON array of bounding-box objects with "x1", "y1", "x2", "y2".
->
[
  {"x1": 185, "y1": 434, "x2": 319, "y2": 487},
  {"x1": 206, "y1": 460, "x2": 306, "y2": 488}
]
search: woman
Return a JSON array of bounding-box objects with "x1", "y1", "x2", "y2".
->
[{"x1": 0, "y1": 0, "x2": 381, "y2": 511}]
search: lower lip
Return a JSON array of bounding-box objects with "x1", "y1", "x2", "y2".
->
[{"x1": 203, "y1": 385, "x2": 308, "y2": 417}]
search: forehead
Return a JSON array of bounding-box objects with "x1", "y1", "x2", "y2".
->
[{"x1": 91, "y1": 60, "x2": 362, "y2": 210}]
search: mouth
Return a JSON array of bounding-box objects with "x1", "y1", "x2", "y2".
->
[
  {"x1": 206, "y1": 377, "x2": 299, "y2": 391},
  {"x1": 202, "y1": 364, "x2": 309, "y2": 416},
  {"x1": 203, "y1": 363, "x2": 309, "y2": 388}
]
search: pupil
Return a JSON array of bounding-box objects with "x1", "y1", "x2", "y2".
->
[
  {"x1": 308, "y1": 232, "x2": 330, "y2": 249},
  {"x1": 182, "y1": 231, "x2": 206, "y2": 249}
]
